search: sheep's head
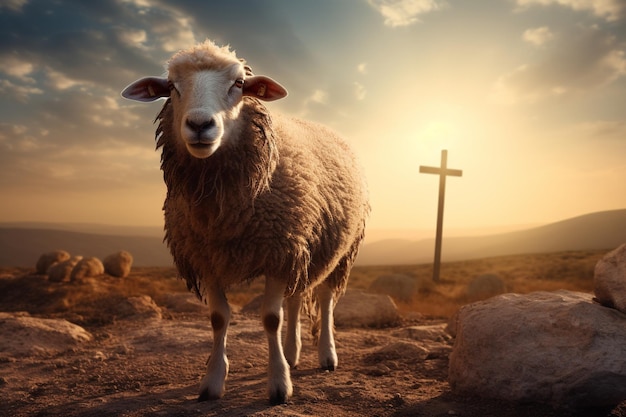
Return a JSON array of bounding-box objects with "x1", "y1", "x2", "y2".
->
[{"x1": 122, "y1": 40, "x2": 287, "y2": 159}]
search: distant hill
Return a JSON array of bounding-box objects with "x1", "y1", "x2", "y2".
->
[
  {"x1": 1, "y1": 209, "x2": 624, "y2": 268},
  {"x1": 356, "y1": 209, "x2": 626, "y2": 266},
  {"x1": 0, "y1": 222, "x2": 164, "y2": 237},
  {"x1": 0, "y1": 228, "x2": 172, "y2": 267}
]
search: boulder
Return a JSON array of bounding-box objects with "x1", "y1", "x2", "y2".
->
[
  {"x1": 368, "y1": 274, "x2": 415, "y2": 302},
  {"x1": 466, "y1": 273, "x2": 506, "y2": 301},
  {"x1": 334, "y1": 289, "x2": 400, "y2": 328},
  {"x1": 35, "y1": 250, "x2": 70, "y2": 275},
  {"x1": 47, "y1": 256, "x2": 82, "y2": 283},
  {"x1": 103, "y1": 251, "x2": 133, "y2": 278},
  {"x1": 70, "y1": 257, "x2": 105, "y2": 282},
  {"x1": 0, "y1": 312, "x2": 92, "y2": 356},
  {"x1": 594, "y1": 244, "x2": 626, "y2": 314},
  {"x1": 449, "y1": 290, "x2": 626, "y2": 408}
]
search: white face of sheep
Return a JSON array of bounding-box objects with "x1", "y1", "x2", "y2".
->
[{"x1": 122, "y1": 63, "x2": 288, "y2": 159}]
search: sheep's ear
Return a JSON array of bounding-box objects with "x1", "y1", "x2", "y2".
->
[
  {"x1": 121, "y1": 77, "x2": 169, "y2": 102},
  {"x1": 243, "y1": 75, "x2": 288, "y2": 101}
]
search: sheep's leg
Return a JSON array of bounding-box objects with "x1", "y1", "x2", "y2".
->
[
  {"x1": 316, "y1": 284, "x2": 338, "y2": 371},
  {"x1": 284, "y1": 294, "x2": 302, "y2": 368},
  {"x1": 262, "y1": 276, "x2": 293, "y2": 405},
  {"x1": 198, "y1": 285, "x2": 231, "y2": 401}
]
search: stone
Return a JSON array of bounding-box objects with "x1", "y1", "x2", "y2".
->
[
  {"x1": 392, "y1": 324, "x2": 451, "y2": 343},
  {"x1": 366, "y1": 341, "x2": 429, "y2": 363},
  {"x1": 115, "y1": 295, "x2": 162, "y2": 320},
  {"x1": 0, "y1": 312, "x2": 92, "y2": 356},
  {"x1": 241, "y1": 294, "x2": 264, "y2": 315},
  {"x1": 47, "y1": 256, "x2": 82, "y2": 283},
  {"x1": 465, "y1": 273, "x2": 506, "y2": 301},
  {"x1": 449, "y1": 290, "x2": 626, "y2": 408},
  {"x1": 594, "y1": 244, "x2": 626, "y2": 314},
  {"x1": 368, "y1": 274, "x2": 415, "y2": 302},
  {"x1": 35, "y1": 250, "x2": 70, "y2": 275},
  {"x1": 70, "y1": 257, "x2": 105, "y2": 282},
  {"x1": 163, "y1": 293, "x2": 206, "y2": 313},
  {"x1": 334, "y1": 289, "x2": 400, "y2": 328},
  {"x1": 103, "y1": 251, "x2": 133, "y2": 278}
]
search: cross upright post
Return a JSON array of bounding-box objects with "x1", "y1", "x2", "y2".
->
[{"x1": 419, "y1": 149, "x2": 463, "y2": 283}]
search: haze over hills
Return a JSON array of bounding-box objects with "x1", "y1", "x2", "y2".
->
[
  {"x1": 0, "y1": 228, "x2": 172, "y2": 267},
  {"x1": 0, "y1": 209, "x2": 624, "y2": 267},
  {"x1": 357, "y1": 209, "x2": 626, "y2": 265}
]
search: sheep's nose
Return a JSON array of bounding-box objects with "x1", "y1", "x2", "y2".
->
[{"x1": 186, "y1": 117, "x2": 215, "y2": 135}]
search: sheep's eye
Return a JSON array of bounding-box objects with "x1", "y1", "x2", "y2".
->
[
  {"x1": 167, "y1": 81, "x2": 180, "y2": 96},
  {"x1": 234, "y1": 78, "x2": 244, "y2": 89}
]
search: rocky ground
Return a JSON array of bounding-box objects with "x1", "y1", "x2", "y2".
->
[{"x1": 1, "y1": 269, "x2": 625, "y2": 417}]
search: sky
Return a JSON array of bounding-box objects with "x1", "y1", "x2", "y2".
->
[{"x1": 0, "y1": 0, "x2": 625, "y2": 238}]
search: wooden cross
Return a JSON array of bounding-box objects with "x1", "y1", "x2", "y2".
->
[{"x1": 419, "y1": 149, "x2": 463, "y2": 283}]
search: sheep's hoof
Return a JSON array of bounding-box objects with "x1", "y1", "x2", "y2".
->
[
  {"x1": 197, "y1": 389, "x2": 221, "y2": 402},
  {"x1": 320, "y1": 357, "x2": 337, "y2": 371},
  {"x1": 321, "y1": 363, "x2": 336, "y2": 372},
  {"x1": 269, "y1": 390, "x2": 289, "y2": 406}
]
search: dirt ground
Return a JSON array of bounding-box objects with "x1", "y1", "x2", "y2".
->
[{"x1": 1, "y1": 270, "x2": 625, "y2": 417}]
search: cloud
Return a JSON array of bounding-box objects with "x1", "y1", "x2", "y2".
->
[
  {"x1": 0, "y1": 0, "x2": 28, "y2": 12},
  {"x1": 522, "y1": 26, "x2": 554, "y2": 46},
  {"x1": 354, "y1": 82, "x2": 367, "y2": 100},
  {"x1": 493, "y1": 25, "x2": 626, "y2": 104},
  {"x1": 149, "y1": 14, "x2": 197, "y2": 53},
  {"x1": 357, "y1": 62, "x2": 368, "y2": 74},
  {"x1": 308, "y1": 89, "x2": 329, "y2": 105},
  {"x1": 117, "y1": 28, "x2": 148, "y2": 49},
  {"x1": 0, "y1": 79, "x2": 43, "y2": 102},
  {"x1": 576, "y1": 120, "x2": 626, "y2": 141},
  {"x1": 45, "y1": 68, "x2": 85, "y2": 90},
  {"x1": 367, "y1": 0, "x2": 445, "y2": 27},
  {"x1": 1, "y1": 55, "x2": 35, "y2": 81},
  {"x1": 516, "y1": 0, "x2": 626, "y2": 21}
]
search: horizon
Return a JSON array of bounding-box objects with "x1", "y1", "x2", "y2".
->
[
  {"x1": 1, "y1": 1, "x2": 625, "y2": 231},
  {"x1": 2, "y1": 208, "x2": 623, "y2": 245}
]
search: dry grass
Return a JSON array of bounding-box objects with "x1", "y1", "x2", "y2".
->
[
  {"x1": 349, "y1": 250, "x2": 604, "y2": 318},
  {"x1": 0, "y1": 249, "x2": 608, "y2": 324}
]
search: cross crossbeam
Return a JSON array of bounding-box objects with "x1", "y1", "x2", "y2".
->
[{"x1": 419, "y1": 149, "x2": 462, "y2": 282}]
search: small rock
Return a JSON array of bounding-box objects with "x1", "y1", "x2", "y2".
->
[
  {"x1": 36, "y1": 250, "x2": 70, "y2": 275},
  {"x1": 103, "y1": 251, "x2": 133, "y2": 278},
  {"x1": 375, "y1": 341, "x2": 429, "y2": 361},
  {"x1": 335, "y1": 290, "x2": 400, "y2": 328},
  {"x1": 115, "y1": 295, "x2": 162, "y2": 320},
  {"x1": 0, "y1": 312, "x2": 92, "y2": 356},
  {"x1": 368, "y1": 274, "x2": 415, "y2": 302},
  {"x1": 392, "y1": 324, "x2": 451, "y2": 343},
  {"x1": 594, "y1": 244, "x2": 626, "y2": 314},
  {"x1": 466, "y1": 273, "x2": 506, "y2": 301},
  {"x1": 47, "y1": 256, "x2": 83, "y2": 283},
  {"x1": 162, "y1": 293, "x2": 206, "y2": 313},
  {"x1": 70, "y1": 257, "x2": 105, "y2": 282}
]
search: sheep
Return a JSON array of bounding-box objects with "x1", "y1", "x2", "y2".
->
[{"x1": 121, "y1": 40, "x2": 369, "y2": 405}]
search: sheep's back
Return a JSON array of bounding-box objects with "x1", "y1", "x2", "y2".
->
[{"x1": 263, "y1": 113, "x2": 369, "y2": 291}]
